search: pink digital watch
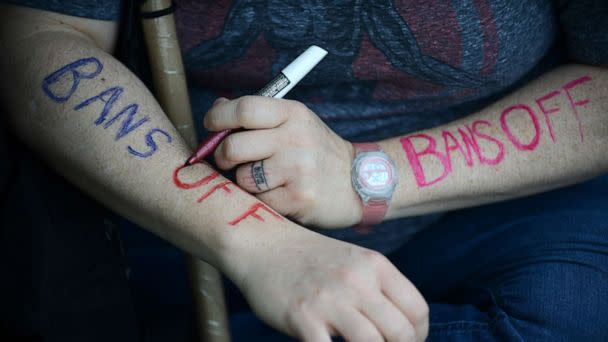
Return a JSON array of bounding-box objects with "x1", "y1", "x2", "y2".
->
[{"x1": 351, "y1": 143, "x2": 397, "y2": 231}]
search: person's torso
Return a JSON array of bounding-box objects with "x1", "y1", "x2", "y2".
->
[{"x1": 175, "y1": 0, "x2": 559, "y2": 140}]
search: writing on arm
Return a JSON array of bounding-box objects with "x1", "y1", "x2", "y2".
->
[
  {"x1": 172, "y1": 164, "x2": 282, "y2": 226},
  {"x1": 400, "y1": 75, "x2": 592, "y2": 187},
  {"x1": 42, "y1": 57, "x2": 281, "y2": 226},
  {"x1": 42, "y1": 57, "x2": 173, "y2": 158}
]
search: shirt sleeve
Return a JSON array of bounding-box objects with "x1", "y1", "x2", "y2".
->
[
  {"x1": 0, "y1": 0, "x2": 121, "y2": 21},
  {"x1": 556, "y1": 0, "x2": 608, "y2": 65}
]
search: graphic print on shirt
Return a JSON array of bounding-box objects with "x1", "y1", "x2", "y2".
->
[{"x1": 176, "y1": 0, "x2": 501, "y2": 101}]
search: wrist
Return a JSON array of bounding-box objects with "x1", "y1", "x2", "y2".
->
[
  {"x1": 344, "y1": 140, "x2": 364, "y2": 226},
  {"x1": 213, "y1": 214, "x2": 304, "y2": 288}
]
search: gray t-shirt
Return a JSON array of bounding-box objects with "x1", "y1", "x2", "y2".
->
[{"x1": 3, "y1": 0, "x2": 607, "y2": 253}]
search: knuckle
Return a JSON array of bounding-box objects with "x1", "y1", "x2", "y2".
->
[
  {"x1": 336, "y1": 267, "x2": 359, "y2": 286},
  {"x1": 363, "y1": 250, "x2": 388, "y2": 268},
  {"x1": 302, "y1": 153, "x2": 317, "y2": 168},
  {"x1": 419, "y1": 329, "x2": 429, "y2": 342},
  {"x1": 287, "y1": 297, "x2": 308, "y2": 315},
  {"x1": 357, "y1": 287, "x2": 377, "y2": 304},
  {"x1": 235, "y1": 96, "x2": 255, "y2": 125},
  {"x1": 314, "y1": 287, "x2": 332, "y2": 302},
  {"x1": 389, "y1": 317, "x2": 416, "y2": 342},
  {"x1": 418, "y1": 327, "x2": 429, "y2": 342},
  {"x1": 285, "y1": 301, "x2": 314, "y2": 337},
  {"x1": 292, "y1": 162, "x2": 304, "y2": 176},
  {"x1": 401, "y1": 326, "x2": 417, "y2": 342},
  {"x1": 236, "y1": 166, "x2": 254, "y2": 188},
  {"x1": 213, "y1": 146, "x2": 230, "y2": 169},
  {"x1": 413, "y1": 304, "x2": 430, "y2": 338},
  {"x1": 292, "y1": 188, "x2": 315, "y2": 205},
  {"x1": 356, "y1": 328, "x2": 382, "y2": 342},
  {"x1": 288, "y1": 99, "x2": 307, "y2": 113},
  {"x1": 385, "y1": 324, "x2": 407, "y2": 342},
  {"x1": 296, "y1": 215, "x2": 313, "y2": 226},
  {"x1": 203, "y1": 112, "x2": 217, "y2": 129},
  {"x1": 294, "y1": 127, "x2": 314, "y2": 145},
  {"x1": 285, "y1": 101, "x2": 314, "y2": 127},
  {"x1": 293, "y1": 154, "x2": 315, "y2": 175},
  {"x1": 221, "y1": 136, "x2": 241, "y2": 161},
  {"x1": 417, "y1": 302, "x2": 430, "y2": 324}
]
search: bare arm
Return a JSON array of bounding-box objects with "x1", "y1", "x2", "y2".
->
[
  {"x1": 204, "y1": 65, "x2": 607, "y2": 228},
  {"x1": 0, "y1": 4, "x2": 275, "y2": 274},
  {"x1": 381, "y1": 64, "x2": 608, "y2": 220},
  {"x1": 0, "y1": 5, "x2": 429, "y2": 341}
]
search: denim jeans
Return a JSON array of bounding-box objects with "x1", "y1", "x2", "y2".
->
[{"x1": 230, "y1": 174, "x2": 608, "y2": 341}]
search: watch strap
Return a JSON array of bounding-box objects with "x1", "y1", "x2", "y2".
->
[
  {"x1": 353, "y1": 142, "x2": 380, "y2": 153},
  {"x1": 359, "y1": 199, "x2": 389, "y2": 226}
]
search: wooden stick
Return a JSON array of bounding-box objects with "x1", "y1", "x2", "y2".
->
[{"x1": 140, "y1": 1, "x2": 230, "y2": 341}]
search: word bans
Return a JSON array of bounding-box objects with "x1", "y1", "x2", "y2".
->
[
  {"x1": 172, "y1": 164, "x2": 281, "y2": 226},
  {"x1": 41, "y1": 57, "x2": 172, "y2": 158},
  {"x1": 401, "y1": 120, "x2": 504, "y2": 187},
  {"x1": 400, "y1": 75, "x2": 591, "y2": 188}
]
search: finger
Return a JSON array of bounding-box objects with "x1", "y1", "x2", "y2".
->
[
  {"x1": 204, "y1": 95, "x2": 291, "y2": 131},
  {"x1": 286, "y1": 308, "x2": 332, "y2": 342},
  {"x1": 236, "y1": 158, "x2": 289, "y2": 193},
  {"x1": 360, "y1": 294, "x2": 416, "y2": 342},
  {"x1": 381, "y1": 268, "x2": 429, "y2": 341},
  {"x1": 213, "y1": 129, "x2": 277, "y2": 170},
  {"x1": 329, "y1": 305, "x2": 383, "y2": 342}
]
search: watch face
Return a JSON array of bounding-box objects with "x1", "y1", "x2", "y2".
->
[{"x1": 356, "y1": 155, "x2": 395, "y2": 193}]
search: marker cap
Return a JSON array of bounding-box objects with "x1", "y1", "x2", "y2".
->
[{"x1": 275, "y1": 45, "x2": 328, "y2": 98}]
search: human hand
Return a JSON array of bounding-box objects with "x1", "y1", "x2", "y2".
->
[
  {"x1": 230, "y1": 226, "x2": 429, "y2": 342},
  {"x1": 204, "y1": 96, "x2": 362, "y2": 228}
]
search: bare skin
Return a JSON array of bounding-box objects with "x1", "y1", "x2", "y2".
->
[
  {"x1": 206, "y1": 67, "x2": 608, "y2": 229},
  {"x1": 0, "y1": 5, "x2": 428, "y2": 342}
]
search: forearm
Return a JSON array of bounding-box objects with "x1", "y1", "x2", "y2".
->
[
  {"x1": 380, "y1": 64, "x2": 608, "y2": 219},
  {"x1": 0, "y1": 26, "x2": 289, "y2": 280}
]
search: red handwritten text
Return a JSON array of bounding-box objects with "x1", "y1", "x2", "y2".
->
[
  {"x1": 228, "y1": 203, "x2": 283, "y2": 226},
  {"x1": 400, "y1": 75, "x2": 592, "y2": 188},
  {"x1": 500, "y1": 104, "x2": 540, "y2": 151},
  {"x1": 173, "y1": 164, "x2": 282, "y2": 226},
  {"x1": 442, "y1": 130, "x2": 473, "y2": 167},
  {"x1": 401, "y1": 133, "x2": 451, "y2": 187},
  {"x1": 197, "y1": 181, "x2": 235, "y2": 203},
  {"x1": 563, "y1": 75, "x2": 591, "y2": 142},
  {"x1": 535, "y1": 90, "x2": 561, "y2": 142},
  {"x1": 173, "y1": 164, "x2": 219, "y2": 189},
  {"x1": 466, "y1": 120, "x2": 505, "y2": 165}
]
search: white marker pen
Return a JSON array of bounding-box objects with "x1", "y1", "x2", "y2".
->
[
  {"x1": 186, "y1": 45, "x2": 328, "y2": 165},
  {"x1": 256, "y1": 45, "x2": 328, "y2": 98}
]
